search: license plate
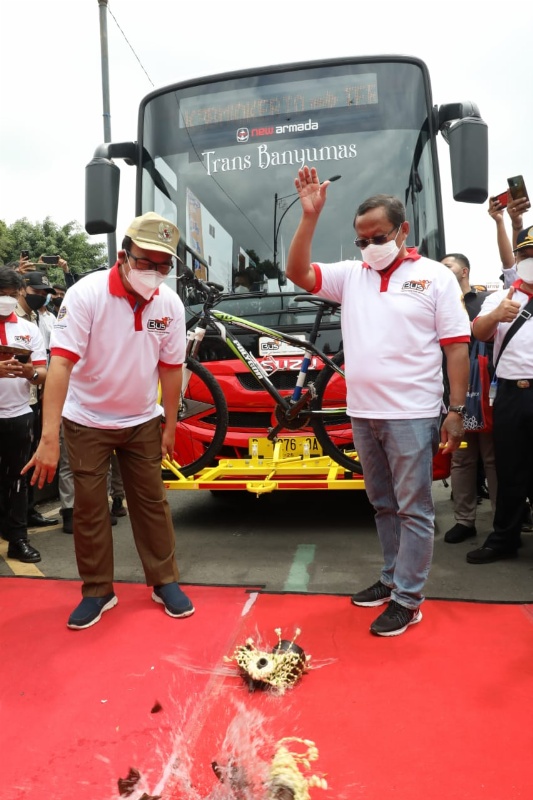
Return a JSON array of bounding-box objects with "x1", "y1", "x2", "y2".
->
[{"x1": 249, "y1": 436, "x2": 323, "y2": 457}]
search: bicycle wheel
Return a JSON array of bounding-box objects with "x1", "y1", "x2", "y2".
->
[
  {"x1": 311, "y1": 351, "x2": 363, "y2": 474},
  {"x1": 172, "y1": 356, "x2": 229, "y2": 477}
]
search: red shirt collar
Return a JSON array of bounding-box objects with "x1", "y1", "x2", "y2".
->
[{"x1": 513, "y1": 278, "x2": 533, "y2": 298}]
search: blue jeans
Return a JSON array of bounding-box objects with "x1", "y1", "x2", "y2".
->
[{"x1": 351, "y1": 417, "x2": 440, "y2": 609}]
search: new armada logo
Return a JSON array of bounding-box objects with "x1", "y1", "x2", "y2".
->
[{"x1": 236, "y1": 119, "x2": 319, "y2": 143}]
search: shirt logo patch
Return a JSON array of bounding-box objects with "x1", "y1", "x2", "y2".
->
[
  {"x1": 57, "y1": 306, "x2": 67, "y2": 320},
  {"x1": 401, "y1": 279, "x2": 431, "y2": 293},
  {"x1": 14, "y1": 335, "x2": 31, "y2": 346},
  {"x1": 147, "y1": 316, "x2": 173, "y2": 331}
]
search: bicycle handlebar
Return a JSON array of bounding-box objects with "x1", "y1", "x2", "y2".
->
[{"x1": 178, "y1": 268, "x2": 224, "y2": 298}]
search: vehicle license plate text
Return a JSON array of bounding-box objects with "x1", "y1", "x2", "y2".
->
[{"x1": 249, "y1": 436, "x2": 323, "y2": 458}]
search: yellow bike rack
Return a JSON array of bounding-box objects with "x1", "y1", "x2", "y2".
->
[
  {"x1": 162, "y1": 441, "x2": 366, "y2": 494},
  {"x1": 161, "y1": 441, "x2": 463, "y2": 495}
]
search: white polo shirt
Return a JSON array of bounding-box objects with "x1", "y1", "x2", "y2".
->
[
  {"x1": 312, "y1": 249, "x2": 470, "y2": 418},
  {"x1": 475, "y1": 280, "x2": 533, "y2": 378},
  {"x1": 0, "y1": 314, "x2": 47, "y2": 418},
  {"x1": 50, "y1": 265, "x2": 186, "y2": 429}
]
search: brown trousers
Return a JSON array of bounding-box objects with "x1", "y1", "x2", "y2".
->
[{"x1": 63, "y1": 415, "x2": 179, "y2": 597}]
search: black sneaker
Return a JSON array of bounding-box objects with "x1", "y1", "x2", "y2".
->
[
  {"x1": 152, "y1": 582, "x2": 195, "y2": 618},
  {"x1": 370, "y1": 600, "x2": 422, "y2": 637},
  {"x1": 111, "y1": 496, "x2": 128, "y2": 517},
  {"x1": 444, "y1": 523, "x2": 476, "y2": 544},
  {"x1": 351, "y1": 580, "x2": 392, "y2": 607},
  {"x1": 67, "y1": 593, "x2": 117, "y2": 630}
]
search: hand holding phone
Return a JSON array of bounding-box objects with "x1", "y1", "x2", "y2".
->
[
  {"x1": 20, "y1": 250, "x2": 30, "y2": 261},
  {"x1": 41, "y1": 255, "x2": 60, "y2": 265},
  {"x1": 507, "y1": 175, "x2": 529, "y2": 203},
  {"x1": 491, "y1": 190, "x2": 508, "y2": 209}
]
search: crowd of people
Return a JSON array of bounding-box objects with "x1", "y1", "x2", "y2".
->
[{"x1": 1, "y1": 187, "x2": 532, "y2": 637}]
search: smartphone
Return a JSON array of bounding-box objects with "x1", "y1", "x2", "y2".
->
[
  {"x1": 20, "y1": 250, "x2": 30, "y2": 260},
  {"x1": 491, "y1": 190, "x2": 508, "y2": 209},
  {"x1": 41, "y1": 255, "x2": 59, "y2": 265},
  {"x1": 507, "y1": 175, "x2": 529, "y2": 203}
]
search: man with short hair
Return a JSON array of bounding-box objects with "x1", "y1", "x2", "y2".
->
[
  {"x1": 441, "y1": 253, "x2": 496, "y2": 543},
  {"x1": 467, "y1": 226, "x2": 533, "y2": 563},
  {"x1": 286, "y1": 166, "x2": 470, "y2": 637},
  {"x1": 0, "y1": 268, "x2": 47, "y2": 562},
  {"x1": 24, "y1": 212, "x2": 194, "y2": 629}
]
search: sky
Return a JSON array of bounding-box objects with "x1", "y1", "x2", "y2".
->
[{"x1": 1, "y1": 0, "x2": 532, "y2": 285}]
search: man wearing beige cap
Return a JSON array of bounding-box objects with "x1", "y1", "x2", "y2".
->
[{"x1": 24, "y1": 212, "x2": 194, "y2": 628}]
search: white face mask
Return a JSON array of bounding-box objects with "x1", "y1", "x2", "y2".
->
[
  {"x1": 0, "y1": 295, "x2": 18, "y2": 316},
  {"x1": 234, "y1": 285, "x2": 248, "y2": 294},
  {"x1": 126, "y1": 257, "x2": 166, "y2": 300},
  {"x1": 361, "y1": 228, "x2": 402, "y2": 271},
  {"x1": 517, "y1": 258, "x2": 533, "y2": 284}
]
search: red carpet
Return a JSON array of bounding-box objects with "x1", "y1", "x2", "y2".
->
[{"x1": 1, "y1": 578, "x2": 533, "y2": 799}]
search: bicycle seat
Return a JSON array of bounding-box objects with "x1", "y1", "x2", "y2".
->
[{"x1": 293, "y1": 295, "x2": 341, "y2": 311}]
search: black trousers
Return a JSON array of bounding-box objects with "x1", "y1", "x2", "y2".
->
[
  {"x1": 485, "y1": 380, "x2": 533, "y2": 551},
  {"x1": 0, "y1": 412, "x2": 34, "y2": 542},
  {"x1": 27, "y1": 401, "x2": 42, "y2": 514}
]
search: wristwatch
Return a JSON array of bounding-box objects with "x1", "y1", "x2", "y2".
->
[
  {"x1": 448, "y1": 405, "x2": 466, "y2": 415},
  {"x1": 30, "y1": 370, "x2": 39, "y2": 383}
]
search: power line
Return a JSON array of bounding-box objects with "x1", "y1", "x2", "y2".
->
[{"x1": 107, "y1": 4, "x2": 155, "y2": 88}]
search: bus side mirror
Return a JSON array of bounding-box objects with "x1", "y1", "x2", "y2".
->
[
  {"x1": 85, "y1": 157, "x2": 120, "y2": 234},
  {"x1": 448, "y1": 117, "x2": 488, "y2": 204}
]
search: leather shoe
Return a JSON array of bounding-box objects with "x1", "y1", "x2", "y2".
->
[
  {"x1": 7, "y1": 539, "x2": 42, "y2": 563},
  {"x1": 444, "y1": 523, "x2": 476, "y2": 544},
  {"x1": 466, "y1": 546, "x2": 517, "y2": 564},
  {"x1": 28, "y1": 510, "x2": 59, "y2": 527}
]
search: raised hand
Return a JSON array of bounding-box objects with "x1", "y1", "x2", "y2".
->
[
  {"x1": 294, "y1": 166, "x2": 330, "y2": 217},
  {"x1": 508, "y1": 196, "x2": 530, "y2": 229}
]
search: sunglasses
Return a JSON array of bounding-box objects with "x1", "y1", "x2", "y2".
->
[{"x1": 354, "y1": 225, "x2": 400, "y2": 250}]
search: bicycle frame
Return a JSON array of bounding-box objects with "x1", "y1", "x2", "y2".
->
[{"x1": 185, "y1": 301, "x2": 345, "y2": 436}]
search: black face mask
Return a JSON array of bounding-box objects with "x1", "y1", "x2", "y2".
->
[
  {"x1": 51, "y1": 296, "x2": 63, "y2": 308},
  {"x1": 25, "y1": 293, "x2": 47, "y2": 311}
]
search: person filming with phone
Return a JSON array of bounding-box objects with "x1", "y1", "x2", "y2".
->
[
  {"x1": 467, "y1": 225, "x2": 533, "y2": 564},
  {"x1": 489, "y1": 174, "x2": 531, "y2": 286}
]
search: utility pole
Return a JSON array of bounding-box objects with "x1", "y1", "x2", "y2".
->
[{"x1": 98, "y1": 0, "x2": 117, "y2": 264}]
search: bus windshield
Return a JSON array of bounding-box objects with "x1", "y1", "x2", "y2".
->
[{"x1": 138, "y1": 57, "x2": 441, "y2": 292}]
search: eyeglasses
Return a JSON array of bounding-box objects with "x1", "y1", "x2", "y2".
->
[
  {"x1": 354, "y1": 225, "x2": 400, "y2": 250},
  {"x1": 125, "y1": 251, "x2": 173, "y2": 275}
]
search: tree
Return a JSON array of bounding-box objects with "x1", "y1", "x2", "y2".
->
[{"x1": 0, "y1": 217, "x2": 107, "y2": 283}]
